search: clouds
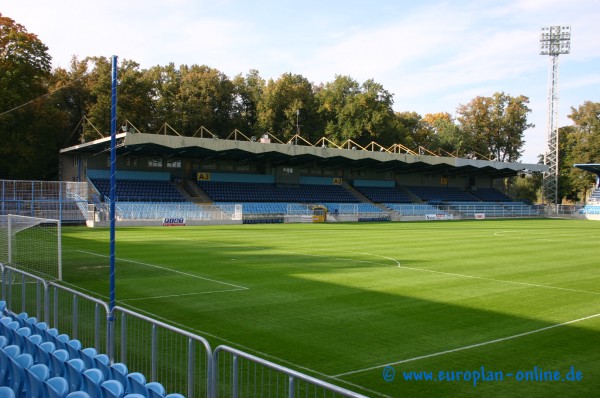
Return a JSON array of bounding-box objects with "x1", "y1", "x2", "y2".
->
[{"x1": 3, "y1": 0, "x2": 600, "y2": 163}]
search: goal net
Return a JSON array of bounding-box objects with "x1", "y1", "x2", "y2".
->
[{"x1": 0, "y1": 215, "x2": 62, "y2": 281}]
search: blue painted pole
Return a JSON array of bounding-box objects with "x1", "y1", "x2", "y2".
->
[
  {"x1": 108, "y1": 55, "x2": 118, "y2": 361},
  {"x1": 109, "y1": 55, "x2": 118, "y2": 314}
]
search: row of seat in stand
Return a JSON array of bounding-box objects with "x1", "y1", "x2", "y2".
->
[{"x1": 0, "y1": 302, "x2": 184, "y2": 398}]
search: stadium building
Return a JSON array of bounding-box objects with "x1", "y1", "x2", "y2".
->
[{"x1": 56, "y1": 131, "x2": 548, "y2": 226}]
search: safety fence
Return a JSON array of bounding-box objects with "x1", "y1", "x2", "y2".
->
[{"x1": 0, "y1": 264, "x2": 367, "y2": 398}]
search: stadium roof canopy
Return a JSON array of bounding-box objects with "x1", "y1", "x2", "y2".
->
[
  {"x1": 575, "y1": 164, "x2": 600, "y2": 176},
  {"x1": 60, "y1": 132, "x2": 548, "y2": 178}
]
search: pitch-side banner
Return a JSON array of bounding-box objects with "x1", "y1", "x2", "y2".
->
[
  {"x1": 425, "y1": 214, "x2": 454, "y2": 221},
  {"x1": 163, "y1": 217, "x2": 186, "y2": 226}
]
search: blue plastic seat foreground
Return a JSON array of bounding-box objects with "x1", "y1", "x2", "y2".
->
[
  {"x1": 165, "y1": 394, "x2": 186, "y2": 398},
  {"x1": 24, "y1": 363, "x2": 50, "y2": 398},
  {"x1": 0, "y1": 386, "x2": 15, "y2": 398},
  {"x1": 64, "y1": 358, "x2": 86, "y2": 392},
  {"x1": 146, "y1": 381, "x2": 165, "y2": 398},
  {"x1": 80, "y1": 347, "x2": 98, "y2": 369},
  {"x1": 94, "y1": 353, "x2": 111, "y2": 379},
  {"x1": 0, "y1": 344, "x2": 21, "y2": 385},
  {"x1": 82, "y1": 367, "x2": 104, "y2": 398},
  {"x1": 65, "y1": 392, "x2": 92, "y2": 398},
  {"x1": 49, "y1": 349, "x2": 69, "y2": 378},
  {"x1": 44, "y1": 376, "x2": 69, "y2": 398},
  {"x1": 7, "y1": 352, "x2": 33, "y2": 393},
  {"x1": 109, "y1": 362, "x2": 128, "y2": 390},
  {"x1": 101, "y1": 379, "x2": 125, "y2": 398},
  {"x1": 126, "y1": 372, "x2": 146, "y2": 395}
]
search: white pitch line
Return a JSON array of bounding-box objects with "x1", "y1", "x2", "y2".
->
[
  {"x1": 394, "y1": 263, "x2": 600, "y2": 296},
  {"x1": 76, "y1": 250, "x2": 249, "y2": 290},
  {"x1": 119, "y1": 288, "x2": 246, "y2": 302},
  {"x1": 332, "y1": 312, "x2": 600, "y2": 378}
]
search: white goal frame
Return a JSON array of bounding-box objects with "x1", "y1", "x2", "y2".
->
[{"x1": 0, "y1": 214, "x2": 62, "y2": 280}]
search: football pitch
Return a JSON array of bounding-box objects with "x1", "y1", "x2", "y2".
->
[{"x1": 61, "y1": 219, "x2": 600, "y2": 397}]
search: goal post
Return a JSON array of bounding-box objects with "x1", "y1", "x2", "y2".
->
[{"x1": 0, "y1": 214, "x2": 62, "y2": 281}]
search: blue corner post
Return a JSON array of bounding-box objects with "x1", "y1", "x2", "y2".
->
[{"x1": 108, "y1": 55, "x2": 118, "y2": 359}]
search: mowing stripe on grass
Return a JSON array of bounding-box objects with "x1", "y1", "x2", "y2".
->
[
  {"x1": 76, "y1": 250, "x2": 249, "y2": 290},
  {"x1": 117, "y1": 301, "x2": 394, "y2": 398},
  {"x1": 332, "y1": 312, "x2": 600, "y2": 378}
]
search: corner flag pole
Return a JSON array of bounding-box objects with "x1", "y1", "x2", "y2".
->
[{"x1": 108, "y1": 55, "x2": 118, "y2": 359}]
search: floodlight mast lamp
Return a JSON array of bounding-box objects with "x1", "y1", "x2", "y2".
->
[{"x1": 540, "y1": 25, "x2": 571, "y2": 206}]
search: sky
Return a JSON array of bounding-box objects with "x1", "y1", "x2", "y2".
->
[{"x1": 4, "y1": 0, "x2": 600, "y2": 164}]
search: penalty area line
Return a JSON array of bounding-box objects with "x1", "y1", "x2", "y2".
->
[
  {"x1": 76, "y1": 250, "x2": 249, "y2": 290},
  {"x1": 332, "y1": 312, "x2": 600, "y2": 378}
]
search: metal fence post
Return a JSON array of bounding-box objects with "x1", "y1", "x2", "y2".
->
[
  {"x1": 232, "y1": 354, "x2": 238, "y2": 398},
  {"x1": 187, "y1": 338, "x2": 195, "y2": 398},
  {"x1": 288, "y1": 375, "x2": 295, "y2": 398}
]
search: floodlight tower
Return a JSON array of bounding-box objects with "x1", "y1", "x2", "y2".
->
[{"x1": 540, "y1": 25, "x2": 571, "y2": 205}]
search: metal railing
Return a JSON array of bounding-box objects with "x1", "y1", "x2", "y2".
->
[
  {"x1": 112, "y1": 306, "x2": 213, "y2": 398},
  {"x1": 0, "y1": 264, "x2": 367, "y2": 398},
  {"x1": 213, "y1": 346, "x2": 368, "y2": 398}
]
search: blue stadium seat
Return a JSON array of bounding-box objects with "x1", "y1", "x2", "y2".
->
[
  {"x1": 126, "y1": 372, "x2": 147, "y2": 396},
  {"x1": 24, "y1": 363, "x2": 50, "y2": 398},
  {"x1": 0, "y1": 345, "x2": 21, "y2": 385},
  {"x1": 64, "y1": 358, "x2": 86, "y2": 392},
  {"x1": 52, "y1": 334, "x2": 70, "y2": 351},
  {"x1": 165, "y1": 394, "x2": 185, "y2": 398},
  {"x1": 66, "y1": 339, "x2": 82, "y2": 360},
  {"x1": 82, "y1": 368, "x2": 104, "y2": 398},
  {"x1": 101, "y1": 379, "x2": 125, "y2": 398},
  {"x1": 7, "y1": 353, "x2": 33, "y2": 394},
  {"x1": 94, "y1": 353, "x2": 111, "y2": 379},
  {"x1": 0, "y1": 336, "x2": 7, "y2": 350},
  {"x1": 109, "y1": 363, "x2": 129, "y2": 392},
  {"x1": 80, "y1": 347, "x2": 98, "y2": 369},
  {"x1": 35, "y1": 341, "x2": 55, "y2": 367},
  {"x1": 49, "y1": 349, "x2": 69, "y2": 378},
  {"x1": 0, "y1": 386, "x2": 15, "y2": 398},
  {"x1": 24, "y1": 334, "x2": 43, "y2": 357},
  {"x1": 44, "y1": 376, "x2": 69, "y2": 398},
  {"x1": 146, "y1": 381, "x2": 166, "y2": 398},
  {"x1": 14, "y1": 327, "x2": 32, "y2": 351},
  {"x1": 65, "y1": 392, "x2": 92, "y2": 398}
]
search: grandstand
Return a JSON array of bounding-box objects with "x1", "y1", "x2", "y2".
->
[
  {"x1": 575, "y1": 164, "x2": 600, "y2": 220},
  {"x1": 53, "y1": 132, "x2": 547, "y2": 224}
]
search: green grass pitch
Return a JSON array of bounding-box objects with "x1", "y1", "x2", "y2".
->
[{"x1": 60, "y1": 219, "x2": 600, "y2": 397}]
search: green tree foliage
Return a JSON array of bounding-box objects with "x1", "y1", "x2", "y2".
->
[
  {"x1": 0, "y1": 14, "x2": 65, "y2": 179},
  {"x1": 231, "y1": 69, "x2": 265, "y2": 135},
  {"x1": 422, "y1": 112, "x2": 463, "y2": 155},
  {"x1": 257, "y1": 73, "x2": 319, "y2": 141},
  {"x1": 318, "y1": 76, "x2": 398, "y2": 145},
  {"x1": 456, "y1": 92, "x2": 532, "y2": 161},
  {"x1": 558, "y1": 101, "x2": 600, "y2": 202}
]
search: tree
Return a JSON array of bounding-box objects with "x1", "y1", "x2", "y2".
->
[
  {"x1": 422, "y1": 112, "x2": 463, "y2": 155},
  {"x1": 0, "y1": 14, "x2": 65, "y2": 179},
  {"x1": 231, "y1": 69, "x2": 265, "y2": 135},
  {"x1": 177, "y1": 64, "x2": 235, "y2": 135},
  {"x1": 317, "y1": 76, "x2": 397, "y2": 145},
  {"x1": 257, "y1": 73, "x2": 319, "y2": 141},
  {"x1": 558, "y1": 101, "x2": 600, "y2": 202},
  {"x1": 456, "y1": 92, "x2": 532, "y2": 162}
]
